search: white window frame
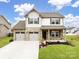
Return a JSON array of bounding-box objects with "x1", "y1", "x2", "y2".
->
[
  {"x1": 34, "y1": 18, "x2": 39, "y2": 24},
  {"x1": 28, "y1": 18, "x2": 39, "y2": 24},
  {"x1": 51, "y1": 31, "x2": 59, "y2": 37},
  {"x1": 28, "y1": 18, "x2": 33, "y2": 24},
  {"x1": 50, "y1": 18, "x2": 60, "y2": 24}
]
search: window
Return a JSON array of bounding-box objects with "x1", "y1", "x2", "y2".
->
[
  {"x1": 28, "y1": 18, "x2": 33, "y2": 24},
  {"x1": 29, "y1": 32, "x2": 38, "y2": 34},
  {"x1": 34, "y1": 18, "x2": 39, "y2": 24},
  {"x1": 16, "y1": 32, "x2": 20, "y2": 34},
  {"x1": 21, "y1": 32, "x2": 25, "y2": 34},
  {"x1": 51, "y1": 20, "x2": 55, "y2": 24},
  {"x1": 51, "y1": 18, "x2": 60, "y2": 24},
  {"x1": 28, "y1": 18, "x2": 39, "y2": 24},
  {"x1": 51, "y1": 32, "x2": 54, "y2": 37},
  {"x1": 29, "y1": 32, "x2": 33, "y2": 34},
  {"x1": 51, "y1": 31, "x2": 59, "y2": 37},
  {"x1": 34, "y1": 32, "x2": 38, "y2": 34},
  {"x1": 56, "y1": 32, "x2": 59, "y2": 37},
  {"x1": 56, "y1": 19, "x2": 60, "y2": 24}
]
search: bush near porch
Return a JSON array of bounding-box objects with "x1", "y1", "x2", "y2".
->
[{"x1": 39, "y1": 35, "x2": 79, "y2": 59}]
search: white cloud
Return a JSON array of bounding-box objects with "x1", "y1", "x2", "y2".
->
[
  {"x1": 64, "y1": 14, "x2": 79, "y2": 28},
  {"x1": 48, "y1": 0, "x2": 72, "y2": 10},
  {"x1": 14, "y1": 17, "x2": 25, "y2": 21},
  {"x1": 13, "y1": 3, "x2": 34, "y2": 27},
  {"x1": 72, "y1": 0, "x2": 79, "y2": 8},
  {"x1": 14, "y1": 3, "x2": 34, "y2": 16},
  {"x1": 12, "y1": 17, "x2": 25, "y2": 27},
  {"x1": 7, "y1": 19, "x2": 12, "y2": 24},
  {"x1": 0, "y1": 0, "x2": 10, "y2": 3}
]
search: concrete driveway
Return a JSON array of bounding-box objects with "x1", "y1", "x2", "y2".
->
[{"x1": 0, "y1": 41, "x2": 39, "y2": 59}]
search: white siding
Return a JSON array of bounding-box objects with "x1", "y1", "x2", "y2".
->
[
  {"x1": 60, "y1": 18, "x2": 63, "y2": 25},
  {"x1": 42, "y1": 18, "x2": 63, "y2": 26},
  {"x1": 25, "y1": 11, "x2": 64, "y2": 27},
  {"x1": 42, "y1": 18, "x2": 50, "y2": 26}
]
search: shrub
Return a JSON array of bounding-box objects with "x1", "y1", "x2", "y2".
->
[
  {"x1": 9, "y1": 39, "x2": 13, "y2": 42},
  {"x1": 7, "y1": 33, "x2": 13, "y2": 37}
]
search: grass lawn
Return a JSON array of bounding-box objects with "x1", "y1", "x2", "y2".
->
[
  {"x1": 39, "y1": 35, "x2": 79, "y2": 59},
  {"x1": 0, "y1": 36, "x2": 12, "y2": 48}
]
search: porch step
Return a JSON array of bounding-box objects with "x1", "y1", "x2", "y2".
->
[{"x1": 47, "y1": 40, "x2": 67, "y2": 43}]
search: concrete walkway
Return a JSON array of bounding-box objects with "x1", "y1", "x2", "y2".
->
[{"x1": 0, "y1": 41, "x2": 39, "y2": 59}]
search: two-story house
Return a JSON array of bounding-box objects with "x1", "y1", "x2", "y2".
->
[
  {"x1": 12, "y1": 8, "x2": 65, "y2": 41},
  {"x1": 0, "y1": 16, "x2": 11, "y2": 38}
]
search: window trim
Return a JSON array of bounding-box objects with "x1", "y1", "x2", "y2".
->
[
  {"x1": 34, "y1": 18, "x2": 39, "y2": 24},
  {"x1": 50, "y1": 18, "x2": 60, "y2": 25},
  {"x1": 51, "y1": 31, "x2": 59, "y2": 37},
  {"x1": 28, "y1": 18, "x2": 39, "y2": 24},
  {"x1": 28, "y1": 18, "x2": 33, "y2": 24}
]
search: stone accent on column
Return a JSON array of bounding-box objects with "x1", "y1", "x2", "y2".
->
[
  {"x1": 61, "y1": 30, "x2": 63, "y2": 40},
  {"x1": 26, "y1": 28, "x2": 29, "y2": 41},
  {"x1": 39, "y1": 30, "x2": 42, "y2": 41},
  {"x1": 25, "y1": 29, "x2": 28, "y2": 41},
  {"x1": 13, "y1": 30, "x2": 16, "y2": 40},
  {"x1": 48, "y1": 30, "x2": 50, "y2": 40}
]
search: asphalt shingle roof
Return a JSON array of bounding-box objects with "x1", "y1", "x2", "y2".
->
[
  {"x1": 25, "y1": 8, "x2": 64, "y2": 18},
  {"x1": 12, "y1": 21, "x2": 25, "y2": 30},
  {"x1": 40, "y1": 12, "x2": 64, "y2": 18}
]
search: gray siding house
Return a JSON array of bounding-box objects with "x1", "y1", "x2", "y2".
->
[{"x1": 0, "y1": 16, "x2": 11, "y2": 38}]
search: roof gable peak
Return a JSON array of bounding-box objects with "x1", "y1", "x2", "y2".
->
[{"x1": 24, "y1": 8, "x2": 39, "y2": 17}]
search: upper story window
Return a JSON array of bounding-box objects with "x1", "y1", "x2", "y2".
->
[
  {"x1": 34, "y1": 18, "x2": 39, "y2": 24},
  {"x1": 28, "y1": 18, "x2": 33, "y2": 24},
  {"x1": 50, "y1": 18, "x2": 60, "y2": 24},
  {"x1": 28, "y1": 18, "x2": 39, "y2": 24}
]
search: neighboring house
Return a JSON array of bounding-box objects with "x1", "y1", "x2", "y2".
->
[
  {"x1": 65, "y1": 27, "x2": 75, "y2": 35},
  {"x1": 65, "y1": 27, "x2": 79, "y2": 35},
  {"x1": 74, "y1": 30, "x2": 79, "y2": 35},
  {"x1": 12, "y1": 8, "x2": 65, "y2": 41},
  {"x1": 73, "y1": 29, "x2": 79, "y2": 35},
  {"x1": 0, "y1": 16, "x2": 11, "y2": 38}
]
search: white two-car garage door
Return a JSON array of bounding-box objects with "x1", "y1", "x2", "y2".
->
[
  {"x1": 16, "y1": 32, "x2": 25, "y2": 41},
  {"x1": 29, "y1": 32, "x2": 39, "y2": 41}
]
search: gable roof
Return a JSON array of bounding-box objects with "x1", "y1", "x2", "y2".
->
[
  {"x1": 40, "y1": 12, "x2": 64, "y2": 18},
  {"x1": 24, "y1": 8, "x2": 64, "y2": 18},
  {"x1": 24, "y1": 8, "x2": 40, "y2": 17},
  {"x1": 0, "y1": 16, "x2": 11, "y2": 25},
  {"x1": 12, "y1": 21, "x2": 25, "y2": 30}
]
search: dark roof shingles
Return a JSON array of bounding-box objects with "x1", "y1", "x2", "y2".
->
[
  {"x1": 13, "y1": 21, "x2": 25, "y2": 30},
  {"x1": 40, "y1": 12, "x2": 64, "y2": 18}
]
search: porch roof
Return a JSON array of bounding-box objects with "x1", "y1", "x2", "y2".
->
[{"x1": 41, "y1": 26, "x2": 65, "y2": 29}]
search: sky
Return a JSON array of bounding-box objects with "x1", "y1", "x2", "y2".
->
[{"x1": 0, "y1": 0, "x2": 79, "y2": 27}]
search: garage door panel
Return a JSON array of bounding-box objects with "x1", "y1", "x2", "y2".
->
[
  {"x1": 29, "y1": 32, "x2": 39, "y2": 41},
  {"x1": 15, "y1": 32, "x2": 25, "y2": 41}
]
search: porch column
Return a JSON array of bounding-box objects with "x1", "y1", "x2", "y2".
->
[
  {"x1": 48, "y1": 30, "x2": 50, "y2": 40},
  {"x1": 27, "y1": 28, "x2": 29, "y2": 41},
  {"x1": 39, "y1": 30, "x2": 42, "y2": 41},
  {"x1": 25, "y1": 30, "x2": 26, "y2": 41},
  {"x1": 13, "y1": 30, "x2": 16, "y2": 40},
  {"x1": 60, "y1": 30, "x2": 63, "y2": 39},
  {"x1": 25, "y1": 31, "x2": 29, "y2": 41}
]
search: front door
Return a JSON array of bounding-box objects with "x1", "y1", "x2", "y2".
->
[{"x1": 42, "y1": 30, "x2": 47, "y2": 40}]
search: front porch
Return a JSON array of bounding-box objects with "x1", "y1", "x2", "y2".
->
[{"x1": 41, "y1": 29, "x2": 64, "y2": 40}]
